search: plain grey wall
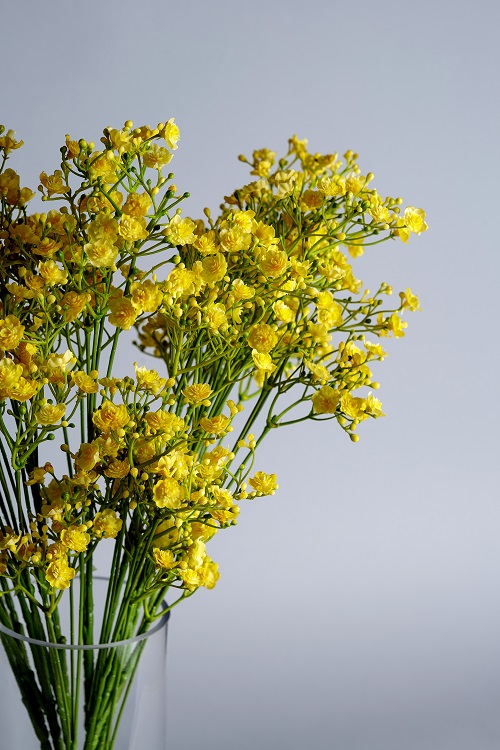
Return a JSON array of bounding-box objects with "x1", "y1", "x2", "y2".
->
[{"x1": 2, "y1": 1, "x2": 499, "y2": 748}]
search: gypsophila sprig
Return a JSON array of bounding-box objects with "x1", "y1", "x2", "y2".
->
[{"x1": 0, "y1": 120, "x2": 426, "y2": 750}]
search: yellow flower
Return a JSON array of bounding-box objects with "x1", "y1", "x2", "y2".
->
[
  {"x1": 318, "y1": 175, "x2": 346, "y2": 197},
  {"x1": 248, "y1": 323, "x2": 278, "y2": 353},
  {"x1": 153, "y1": 548, "x2": 177, "y2": 569},
  {"x1": 311, "y1": 385, "x2": 341, "y2": 414},
  {"x1": 304, "y1": 360, "x2": 330, "y2": 382},
  {"x1": 134, "y1": 364, "x2": 166, "y2": 394},
  {"x1": 363, "y1": 340, "x2": 387, "y2": 360},
  {"x1": 45, "y1": 558, "x2": 76, "y2": 590},
  {"x1": 161, "y1": 118, "x2": 180, "y2": 150},
  {"x1": 0, "y1": 129, "x2": 24, "y2": 153},
  {"x1": 163, "y1": 215, "x2": 197, "y2": 245},
  {"x1": 272, "y1": 300, "x2": 295, "y2": 323},
  {"x1": 219, "y1": 225, "x2": 251, "y2": 253},
  {"x1": 38, "y1": 260, "x2": 68, "y2": 286},
  {"x1": 39, "y1": 170, "x2": 70, "y2": 195},
  {"x1": 251, "y1": 350, "x2": 276, "y2": 373},
  {"x1": 340, "y1": 392, "x2": 367, "y2": 420},
  {"x1": 118, "y1": 215, "x2": 148, "y2": 242},
  {"x1": 144, "y1": 410, "x2": 185, "y2": 437},
  {"x1": 75, "y1": 443, "x2": 101, "y2": 472},
  {"x1": 248, "y1": 471, "x2": 278, "y2": 496},
  {"x1": 400, "y1": 288, "x2": 421, "y2": 311},
  {"x1": 84, "y1": 240, "x2": 118, "y2": 268},
  {"x1": 108, "y1": 293, "x2": 138, "y2": 330},
  {"x1": 368, "y1": 195, "x2": 390, "y2": 223},
  {"x1": 0, "y1": 315, "x2": 25, "y2": 351},
  {"x1": 93, "y1": 509, "x2": 123, "y2": 538},
  {"x1": 0, "y1": 357, "x2": 24, "y2": 397},
  {"x1": 103, "y1": 459, "x2": 130, "y2": 479},
  {"x1": 72, "y1": 370, "x2": 99, "y2": 394},
  {"x1": 60, "y1": 525, "x2": 90, "y2": 553},
  {"x1": 87, "y1": 213, "x2": 119, "y2": 243},
  {"x1": 199, "y1": 415, "x2": 230, "y2": 435},
  {"x1": 122, "y1": 192, "x2": 152, "y2": 217},
  {"x1": 35, "y1": 402, "x2": 66, "y2": 425},
  {"x1": 165, "y1": 267, "x2": 196, "y2": 297},
  {"x1": 193, "y1": 230, "x2": 218, "y2": 255},
  {"x1": 7, "y1": 377, "x2": 38, "y2": 402},
  {"x1": 381, "y1": 312, "x2": 407, "y2": 338},
  {"x1": 403, "y1": 206, "x2": 428, "y2": 235},
  {"x1": 259, "y1": 248, "x2": 289, "y2": 278},
  {"x1": 142, "y1": 144, "x2": 173, "y2": 169},
  {"x1": 183, "y1": 383, "x2": 212, "y2": 405},
  {"x1": 87, "y1": 150, "x2": 119, "y2": 182},
  {"x1": 231, "y1": 279, "x2": 254, "y2": 302},
  {"x1": 45, "y1": 350, "x2": 76, "y2": 374},
  {"x1": 61, "y1": 291, "x2": 90, "y2": 322},
  {"x1": 130, "y1": 280, "x2": 163, "y2": 312},
  {"x1": 92, "y1": 401, "x2": 129, "y2": 433},
  {"x1": 153, "y1": 477, "x2": 186, "y2": 509},
  {"x1": 364, "y1": 393, "x2": 385, "y2": 418},
  {"x1": 347, "y1": 243, "x2": 364, "y2": 258},
  {"x1": 204, "y1": 303, "x2": 228, "y2": 331},
  {"x1": 180, "y1": 559, "x2": 220, "y2": 591},
  {"x1": 201, "y1": 253, "x2": 227, "y2": 283}
]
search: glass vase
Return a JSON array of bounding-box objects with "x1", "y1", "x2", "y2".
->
[{"x1": 0, "y1": 576, "x2": 170, "y2": 750}]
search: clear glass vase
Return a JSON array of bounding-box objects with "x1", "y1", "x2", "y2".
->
[{"x1": 0, "y1": 576, "x2": 170, "y2": 750}]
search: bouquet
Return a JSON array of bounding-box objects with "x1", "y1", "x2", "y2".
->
[{"x1": 0, "y1": 119, "x2": 426, "y2": 748}]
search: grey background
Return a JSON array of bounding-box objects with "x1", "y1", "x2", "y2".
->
[{"x1": 2, "y1": 1, "x2": 500, "y2": 748}]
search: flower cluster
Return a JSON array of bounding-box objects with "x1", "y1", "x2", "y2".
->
[{"x1": 0, "y1": 120, "x2": 426, "y2": 608}]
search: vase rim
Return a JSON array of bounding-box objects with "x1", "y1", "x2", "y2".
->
[{"x1": 0, "y1": 576, "x2": 170, "y2": 650}]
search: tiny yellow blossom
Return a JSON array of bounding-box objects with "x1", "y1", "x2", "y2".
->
[
  {"x1": 39, "y1": 170, "x2": 70, "y2": 196},
  {"x1": 164, "y1": 215, "x2": 197, "y2": 245},
  {"x1": 134, "y1": 363, "x2": 166, "y2": 394},
  {"x1": 122, "y1": 192, "x2": 152, "y2": 217},
  {"x1": 130, "y1": 280, "x2": 163, "y2": 313},
  {"x1": 93, "y1": 401, "x2": 129, "y2": 433},
  {"x1": 199, "y1": 415, "x2": 230, "y2": 435},
  {"x1": 248, "y1": 323, "x2": 278, "y2": 353},
  {"x1": 403, "y1": 206, "x2": 428, "y2": 235},
  {"x1": 0, "y1": 315, "x2": 25, "y2": 351},
  {"x1": 153, "y1": 477, "x2": 186, "y2": 509},
  {"x1": 93, "y1": 509, "x2": 123, "y2": 538},
  {"x1": 75, "y1": 443, "x2": 101, "y2": 472},
  {"x1": 45, "y1": 558, "x2": 76, "y2": 589},
  {"x1": 35, "y1": 402, "x2": 66, "y2": 426},
  {"x1": 144, "y1": 410, "x2": 185, "y2": 437},
  {"x1": 400, "y1": 288, "x2": 421, "y2": 311},
  {"x1": 183, "y1": 383, "x2": 212, "y2": 404},
  {"x1": 259, "y1": 248, "x2": 289, "y2": 278},
  {"x1": 61, "y1": 291, "x2": 90, "y2": 322},
  {"x1": 311, "y1": 385, "x2": 341, "y2": 414},
  {"x1": 118, "y1": 215, "x2": 148, "y2": 242},
  {"x1": 153, "y1": 548, "x2": 177, "y2": 569},
  {"x1": 161, "y1": 118, "x2": 180, "y2": 150},
  {"x1": 108, "y1": 294, "x2": 138, "y2": 330},
  {"x1": 248, "y1": 471, "x2": 278, "y2": 496},
  {"x1": 84, "y1": 240, "x2": 118, "y2": 268},
  {"x1": 60, "y1": 525, "x2": 91, "y2": 553},
  {"x1": 72, "y1": 370, "x2": 99, "y2": 394},
  {"x1": 38, "y1": 260, "x2": 68, "y2": 286},
  {"x1": 201, "y1": 253, "x2": 227, "y2": 283},
  {"x1": 142, "y1": 144, "x2": 173, "y2": 169},
  {"x1": 103, "y1": 459, "x2": 130, "y2": 479},
  {"x1": 252, "y1": 350, "x2": 276, "y2": 373},
  {"x1": 0, "y1": 358, "x2": 24, "y2": 398}
]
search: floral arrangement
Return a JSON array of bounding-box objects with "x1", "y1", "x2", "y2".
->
[{"x1": 0, "y1": 119, "x2": 426, "y2": 748}]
